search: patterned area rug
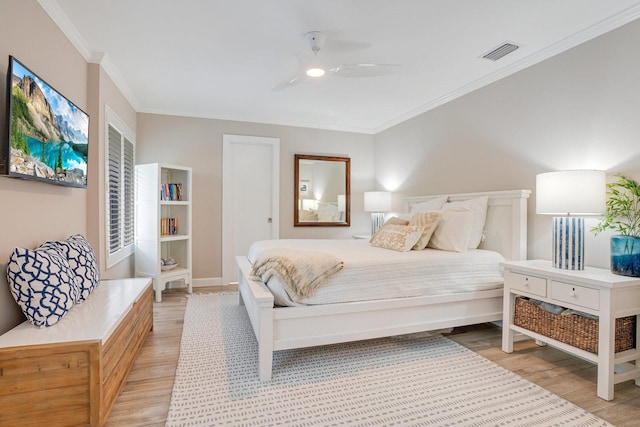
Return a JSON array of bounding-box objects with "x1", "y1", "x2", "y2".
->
[{"x1": 166, "y1": 293, "x2": 610, "y2": 426}]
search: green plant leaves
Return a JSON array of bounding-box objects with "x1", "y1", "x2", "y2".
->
[{"x1": 592, "y1": 174, "x2": 640, "y2": 237}]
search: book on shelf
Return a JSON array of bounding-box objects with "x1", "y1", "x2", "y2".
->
[
  {"x1": 160, "y1": 183, "x2": 184, "y2": 201},
  {"x1": 160, "y1": 217, "x2": 179, "y2": 235}
]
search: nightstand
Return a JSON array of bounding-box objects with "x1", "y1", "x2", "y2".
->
[
  {"x1": 352, "y1": 235, "x2": 372, "y2": 240},
  {"x1": 502, "y1": 259, "x2": 640, "y2": 401}
]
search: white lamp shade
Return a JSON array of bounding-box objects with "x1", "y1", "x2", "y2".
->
[
  {"x1": 364, "y1": 191, "x2": 392, "y2": 213},
  {"x1": 536, "y1": 170, "x2": 606, "y2": 215}
]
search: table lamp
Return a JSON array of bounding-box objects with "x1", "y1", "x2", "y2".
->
[
  {"x1": 364, "y1": 191, "x2": 392, "y2": 235},
  {"x1": 536, "y1": 170, "x2": 606, "y2": 270}
]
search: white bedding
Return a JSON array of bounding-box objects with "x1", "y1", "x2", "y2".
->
[{"x1": 248, "y1": 239, "x2": 505, "y2": 306}]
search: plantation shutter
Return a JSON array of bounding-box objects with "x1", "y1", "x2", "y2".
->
[
  {"x1": 108, "y1": 124, "x2": 122, "y2": 254},
  {"x1": 105, "y1": 107, "x2": 135, "y2": 267},
  {"x1": 123, "y1": 137, "x2": 135, "y2": 247}
]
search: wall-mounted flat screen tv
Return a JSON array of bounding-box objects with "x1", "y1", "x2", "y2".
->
[{"x1": 1, "y1": 56, "x2": 89, "y2": 188}]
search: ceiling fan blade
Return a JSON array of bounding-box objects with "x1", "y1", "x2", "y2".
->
[
  {"x1": 274, "y1": 32, "x2": 401, "y2": 89},
  {"x1": 331, "y1": 63, "x2": 400, "y2": 78},
  {"x1": 272, "y1": 74, "x2": 305, "y2": 91}
]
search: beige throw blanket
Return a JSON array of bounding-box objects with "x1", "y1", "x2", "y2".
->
[{"x1": 250, "y1": 248, "x2": 344, "y2": 301}]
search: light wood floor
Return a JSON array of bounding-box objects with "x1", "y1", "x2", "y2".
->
[{"x1": 107, "y1": 287, "x2": 640, "y2": 426}]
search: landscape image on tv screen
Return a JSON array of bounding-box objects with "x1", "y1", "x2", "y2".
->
[{"x1": 8, "y1": 56, "x2": 89, "y2": 188}]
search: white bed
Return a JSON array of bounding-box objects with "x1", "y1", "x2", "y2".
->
[
  {"x1": 248, "y1": 239, "x2": 507, "y2": 307},
  {"x1": 236, "y1": 189, "x2": 531, "y2": 380}
]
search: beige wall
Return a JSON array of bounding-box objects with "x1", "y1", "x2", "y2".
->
[
  {"x1": 0, "y1": 1, "x2": 136, "y2": 333},
  {"x1": 374, "y1": 18, "x2": 640, "y2": 269},
  {"x1": 0, "y1": 1, "x2": 89, "y2": 332},
  {"x1": 136, "y1": 113, "x2": 375, "y2": 282}
]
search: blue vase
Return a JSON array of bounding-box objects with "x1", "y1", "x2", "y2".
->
[{"x1": 611, "y1": 236, "x2": 640, "y2": 277}]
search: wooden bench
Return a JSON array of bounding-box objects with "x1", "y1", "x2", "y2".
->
[{"x1": 0, "y1": 277, "x2": 153, "y2": 427}]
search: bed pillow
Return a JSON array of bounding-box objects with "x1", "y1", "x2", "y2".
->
[
  {"x1": 6, "y1": 246, "x2": 80, "y2": 327},
  {"x1": 370, "y1": 224, "x2": 425, "y2": 252},
  {"x1": 441, "y1": 196, "x2": 488, "y2": 248},
  {"x1": 409, "y1": 196, "x2": 447, "y2": 214},
  {"x1": 393, "y1": 213, "x2": 413, "y2": 222},
  {"x1": 384, "y1": 216, "x2": 410, "y2": 226},
  {"x1": 428, "y1": 209, "x2": 474, "y2": 252},
  {"x1": 369, "y1": 217, "x2": 411, "y2": 242},
  {"x1": 408, "y1": 212, "x2": 442, "y2": 250},
  {"x1": 40, "y1": 234, "x2": 100, "y2": 302}
]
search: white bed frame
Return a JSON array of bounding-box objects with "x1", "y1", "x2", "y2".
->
[{"x1": 236, "y1": 189, "x2": 531, "y2": 380}]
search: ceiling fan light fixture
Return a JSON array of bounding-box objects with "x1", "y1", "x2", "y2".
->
[
  {"x1": 306, "y1": 67, "x2": 326, "y2": 77},
  {"x1": 272, "y1": 31, "x2": 401, "y2": 91}
]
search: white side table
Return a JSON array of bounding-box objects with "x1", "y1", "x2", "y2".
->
[
  {"x1": 502, "y1": 259, "x2": 640, "y2": 401},
  {"x1": 352, "y1": 235, "x2": 372, "y2": 240}
]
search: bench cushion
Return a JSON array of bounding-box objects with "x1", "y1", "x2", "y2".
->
[{"x1": 0, "y1": 278, "x2": 151, "y2": 346}]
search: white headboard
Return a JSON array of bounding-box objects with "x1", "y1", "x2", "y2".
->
[{"x1": 404, "y1": 189, "x2": 531, "y2": 261}]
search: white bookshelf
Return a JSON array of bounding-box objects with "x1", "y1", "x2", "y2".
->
[{"x1": 135, "y1": 163, "x2": 192, "y2": 302}]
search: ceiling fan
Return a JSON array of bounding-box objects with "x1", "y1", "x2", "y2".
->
[{"x1": 273, "y1": 31, "x2": 400, "y2": 91}]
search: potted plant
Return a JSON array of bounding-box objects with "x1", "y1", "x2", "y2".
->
[{"x1": 592, "y1": 174, "x2": 640, "y2": 277}]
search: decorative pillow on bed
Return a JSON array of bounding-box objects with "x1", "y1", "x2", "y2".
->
[
  {"x1": 408, "y1": 212, "x2": 442, "y2": 250},
  {"x1": 441, "y1": 196, "x2": 488, "y2": 249},
  {"x1": 369, "y1": 217, "x2": 410, "y2": 242},
  {"x1": 428, "y1": 209, "x2": 474, "y2": 252},
  {"x1": 40, "y1": 234, "x2": 100, "y2": 302},
  {"x1": 394, "y1": 213, "x2": 413, "y2": 222},
  {"x1": 409, "y1": 196, "x2": 447, "y2": 214},
  {"x1": 384, "y1": 216, "x2": 410, "y2": 226},
  {"x1": 6, "y1": 246, "x2": 80, "y2": 327},
  {"x1": 370, "y1": 224, "x2": 425, "y2": 252}
]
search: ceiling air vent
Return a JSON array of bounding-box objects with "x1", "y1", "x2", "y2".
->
[{"x1": 482, "y1": 42, "x2": 519, "y2": 61}]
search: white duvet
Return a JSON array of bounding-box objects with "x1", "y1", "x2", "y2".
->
[{"x1": 247, "y1": 239, "x2": 505, "y2": 307}]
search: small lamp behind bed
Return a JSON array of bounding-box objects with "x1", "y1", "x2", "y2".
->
[
  {"x1": 364, "y1": 191, "x2": 392, "y2": 235},
  {"x1": 536, "y1": 170, "x2": 605, "y2": 270}
]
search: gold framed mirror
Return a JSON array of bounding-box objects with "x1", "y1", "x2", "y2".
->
[{"x1": 294, "y1": 154, "x2": 350, "y2": 226}]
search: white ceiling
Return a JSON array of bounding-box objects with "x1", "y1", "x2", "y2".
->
[{"x1": 42, "y1": 0, "x2": 640, "y2": 134}]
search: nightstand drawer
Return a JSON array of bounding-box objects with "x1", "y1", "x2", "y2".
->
[
  {"x1": 550, "y1": 281, "x2": 599, "y2": 310},
  {"x1": 507, "y1": 272, "x2": 547, "y2": 297}
]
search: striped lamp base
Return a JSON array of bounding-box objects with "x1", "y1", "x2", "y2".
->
[
  {"x1": 552, "y1": 217, "x2": 585, "y2": 270},
  {"x1": 370, "y1": 212, "x2": 385, "y2": 235}
]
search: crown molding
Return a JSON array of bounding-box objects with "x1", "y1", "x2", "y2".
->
[
  {"x1": 98, "y1": 54, "x2": 141, "y2": 111},
  {"x1": 38, "y1": 0, "x2": 92, "y2": 59},
  {"x1": 39, "y1": 0, "x2": 141, "y2": 111},
  {"x1": 138, "y1": 106, "x2": 376, "y2": 135}
]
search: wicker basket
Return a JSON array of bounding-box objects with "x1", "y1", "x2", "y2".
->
[{"x1": 513, "y1": 297, "x2": 636, "y2": 354}]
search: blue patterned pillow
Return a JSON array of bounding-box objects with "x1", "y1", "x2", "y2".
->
[
  {"x1": 6, "y1": 247, "x2": 80, "y2": 327},
  {"x1": 40, "y1": 234, "x2": 100, "y2": 302}
]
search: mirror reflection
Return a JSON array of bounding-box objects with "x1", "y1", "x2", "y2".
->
[{"x1": 294, "y1": 154, "x2": 350, "y2": 226}]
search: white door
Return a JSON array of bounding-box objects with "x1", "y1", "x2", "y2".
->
[{"x1": 222, "y1": 135, "x2": 279, "y2": 285}]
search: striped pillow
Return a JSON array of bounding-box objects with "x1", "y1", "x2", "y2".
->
[{"x1": 408, "y1": 212, "x2": 442, "y2": 250}]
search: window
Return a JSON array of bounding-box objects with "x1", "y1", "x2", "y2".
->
[{"x1": 106, "y1": 107, "x2": 135, "y2": 267}]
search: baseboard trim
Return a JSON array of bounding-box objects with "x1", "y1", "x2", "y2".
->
[{"x1": 167, "y1": 277, "x2": 234, "y2": 290}]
